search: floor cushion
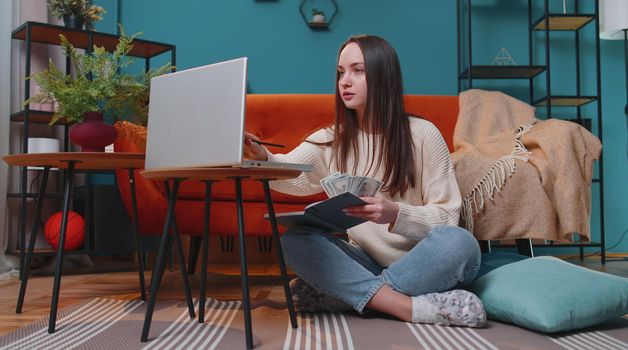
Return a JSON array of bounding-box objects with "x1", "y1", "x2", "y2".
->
[{"x1": 470, "y1": 256, "x2": 628, "y2": 333}]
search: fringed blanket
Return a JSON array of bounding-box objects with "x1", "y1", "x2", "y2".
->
[{"x1": 452, "y1": 89, "x2": 602, "y2": 242}]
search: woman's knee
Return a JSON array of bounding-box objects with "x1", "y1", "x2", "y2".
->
[
  {"x1": 429, "y1": 226, "x2": 480, "y2": 265},
  {"x1": 279, "y1": 227, "x2": 300, "y2": 249},
  {"x1": 280, "y1": 227, "x2": 309, "y2": 257},
  {"x1": 280, "y1": 227, "x2": 326, "y2": 263},
  {"x1": 281, "y1": 225, "x2": 315, "y2": 241}
]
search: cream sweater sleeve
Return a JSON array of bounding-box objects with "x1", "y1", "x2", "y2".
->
[
  {"x1": 266, "y1": 129, "x2": 332, "y2": 196},
  {"x1": 388, "y1": 121, "x2": 462, "y2": 240}
]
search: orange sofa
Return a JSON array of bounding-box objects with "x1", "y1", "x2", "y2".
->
[{"x1": 113, "y1": 94, "x2": 459, "y2": 239}]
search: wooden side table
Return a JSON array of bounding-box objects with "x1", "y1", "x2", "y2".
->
[
  {"x1": 140, "y1": 167, "x2": 303, "y2": 349},
  {"x1": 2, "y1": 152, "x2": 149, "y2": 334}
]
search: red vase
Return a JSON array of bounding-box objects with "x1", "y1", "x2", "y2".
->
[{"x1": 69, "y1": 112, "x2": 117, "y2": 152}]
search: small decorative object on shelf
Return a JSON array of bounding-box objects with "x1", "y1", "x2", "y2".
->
[
  {"x1": 492, "y1": 47, "x2": 517, "y2": 66},
  {"x1": 47, "y1": 0, "x2": 105, "y2": 30},
  {"x1": 311, "y1": 8, "x2": 326, "y2": 24},
  {"x1": 299, "y1": 0, "x2": 338, "y2": 29},
  {"x1": 68, "y1": 111, "x2": 116, "y2": 152},
  {"x1": 25, "y1": 26, "x2": 172, "y2": 151}
]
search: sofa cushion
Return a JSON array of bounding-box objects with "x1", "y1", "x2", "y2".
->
[
  {"x1": 245, "y1": 94, "x2": 459, "y2": 151},
  {"x1": 469, "y1": 256, "x2": 628, "y2": 333},
  {"x1": 404, "y1": 95, "x2": 458, "y2": 152},
  {"x1": 245, "y1": 94, "x2": 335, "y2": 151}
]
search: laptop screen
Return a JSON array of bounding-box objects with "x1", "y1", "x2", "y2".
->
[{"x1": 145, "y1": 57, "x2": 248, "y2": 170}]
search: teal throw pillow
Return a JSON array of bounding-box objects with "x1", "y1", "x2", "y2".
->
[
  {"x1": 469, "y1": 256, "x2": 628, "y2": 333},
  {"x1": 475, "y1": 251, "x2": 530, "y2": 280}
]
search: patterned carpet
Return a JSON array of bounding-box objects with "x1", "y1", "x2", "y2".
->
[{"x1": 0, "y1": 297, "x2": 627, "y2": 350}]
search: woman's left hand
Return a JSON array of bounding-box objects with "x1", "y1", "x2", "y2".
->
[{"x1": 343, "y1": 197, "x2": 400, "y2": 225}]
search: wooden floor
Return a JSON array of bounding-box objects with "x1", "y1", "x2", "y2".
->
[
  {"x1": 0, "y1": 255, "x2": 626, "y2": 337},
  {"x1": 0, "y1": 257, "x2": 289, "y2": 336}
]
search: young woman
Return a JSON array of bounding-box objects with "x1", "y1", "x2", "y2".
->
[{"x1": 244, "y1": 35, "x2": 485, "y2": 327}]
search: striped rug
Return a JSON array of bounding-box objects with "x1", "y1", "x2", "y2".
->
[{"x1": 0, "y1": 297, "x2": 627, "y2": 350}]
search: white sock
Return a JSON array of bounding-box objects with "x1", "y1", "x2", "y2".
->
[
  {"x1": 411, "y1": 295, "x2": 441, "y2": 324},
  {"x1": 411, "y1": 290, "x2": 487, "y2": 328}
]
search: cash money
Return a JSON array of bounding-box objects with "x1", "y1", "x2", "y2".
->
[{"x1": 320, "y1": 173, "x2": 383, "y2": 198}]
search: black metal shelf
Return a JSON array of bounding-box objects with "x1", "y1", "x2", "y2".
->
[
  {"x1": 10, "y1": 110, "x2": 73, "y2": 125},
  {"x1": 8, "y1": 192, "x2": 66, "y2": 199},
  {"x1": 534, "y1": 95, "x2": 598, "y2": 107},
  {"x1": 459, "y1": 65, "x2": 546, "y2": 79},
  {"x1": 7, "y1": 21, "x2": 176, "y2": 274},
  {"x1": 307, "y1": 22, "x2": 329, "y2": 29},
  {"x1": 457, "y1": 0, "x2": 605, "y2": 264},
  {"x1": 532, "y1": 14, "x2": 595, "y2": 31},
  {"x1": 12, "y1": 21, "x2": 174, "y2": 58}
]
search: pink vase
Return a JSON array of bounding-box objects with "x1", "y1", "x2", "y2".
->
[{"x1": 69, "y1": 112, "x2": 117, "y2": 152}]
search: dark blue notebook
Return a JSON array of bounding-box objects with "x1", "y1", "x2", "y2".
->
[{"x1": 265, "y1": 192, "x2": 367, "y2": 233}]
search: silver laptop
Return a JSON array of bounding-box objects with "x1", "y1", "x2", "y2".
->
[{"x1": 145, "y1": 57, "x2": 312, "y2": 172}]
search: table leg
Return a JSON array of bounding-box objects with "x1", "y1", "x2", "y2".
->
[
  {"x1": 261, "y1": 180, "x2": 298, "y2": 329},
  {"x1": 170, "y1": 213, "x2": 196, "y2": 318},
  {"x1": 16, "y1": 167, "x2": 50, "y2": 313},
  {"x1": 187, "y1": 236, "x2": 202, "y2": 275},
  {"x1": 199, "y1": 180, "x2": 213, "y2": 323},
  {"x1": 141, "y1": 179, "x2": 179, "y2": 342},
  {"x1": 128, "y1": 169, "x2": 146, "y2": 300},
  {"x1": 48, "y1": 161, "x2": 75, "y2": 333},
  {"x1": 85, "y1": 171, "x2": 92, "y2": 254},
  {"x1": 18, "y1": 167, "x2": 27, "y2": 281},
  {"x1": 234, "y1": 177, "x2": 254, "y2": 349}
]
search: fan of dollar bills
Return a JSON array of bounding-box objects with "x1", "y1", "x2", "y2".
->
[{"x1": 320, "y1": 172, "x2": 383, "y2": 198}]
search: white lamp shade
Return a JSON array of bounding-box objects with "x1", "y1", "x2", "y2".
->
[
  {"x1": 27, "y1": 138, "x2": 60, "y2": 170},
  {"x1": 600, "y1": 0, "x2": 628, "y2": 40},
  {"x1": 27, "y1": 138, "x2": 59, "y2": 153}
]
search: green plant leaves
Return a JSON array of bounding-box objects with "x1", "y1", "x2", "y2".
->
[{"x1": 26, "y1": 30, "x2": 172, "y2": 126}]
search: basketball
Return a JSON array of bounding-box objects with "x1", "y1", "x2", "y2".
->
[{"x1": 44, "y1": 211, "x2": 85, "y2": 250}]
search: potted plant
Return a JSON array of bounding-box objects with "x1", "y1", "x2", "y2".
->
[
  {"x1": 311, "y1": 8, "x2": 326, "y2": 24},
  {"x1": 26, "y1": 27, "x2": 172, "y2": 151},
  {"x1": 48, "y1": 0, "x2": 106, "y2": 30}
]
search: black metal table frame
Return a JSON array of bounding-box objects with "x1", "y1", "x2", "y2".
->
[
  {"x1": 140, "y1": 176, "x2": 298, "y2": 349},
  {"x1": 15, "y1": 161, "x2": 148, "y2": 334}
]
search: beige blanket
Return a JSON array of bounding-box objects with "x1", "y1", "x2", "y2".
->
[{"x1": 452, "y1": 89, "x2": 602, "y2": 242}]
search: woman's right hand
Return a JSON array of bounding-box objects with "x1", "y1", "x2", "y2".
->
[{"x1": 244, "y1": 131, "x2": 269, "y2": 161}]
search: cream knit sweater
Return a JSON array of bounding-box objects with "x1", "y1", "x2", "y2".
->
[{"x1": 268, "y1": 117, "x2": 461, "y2": 267}]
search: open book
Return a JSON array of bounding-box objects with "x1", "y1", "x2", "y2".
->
[{"x1": 264, "y1": 192, "x2": 367, "y2": 233}]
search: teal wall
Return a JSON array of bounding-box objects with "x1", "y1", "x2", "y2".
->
[{"x1": 96, "y1": 0, "x2": 628, "y2": 255}]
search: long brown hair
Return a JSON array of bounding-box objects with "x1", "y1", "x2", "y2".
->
[{"x1": 332, "y1": 35, "x2": 417, "y2": 197}]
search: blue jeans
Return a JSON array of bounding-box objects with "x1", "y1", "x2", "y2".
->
[{"x1": 280, "y1": 225, "x2": 481, "y2": 314}]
